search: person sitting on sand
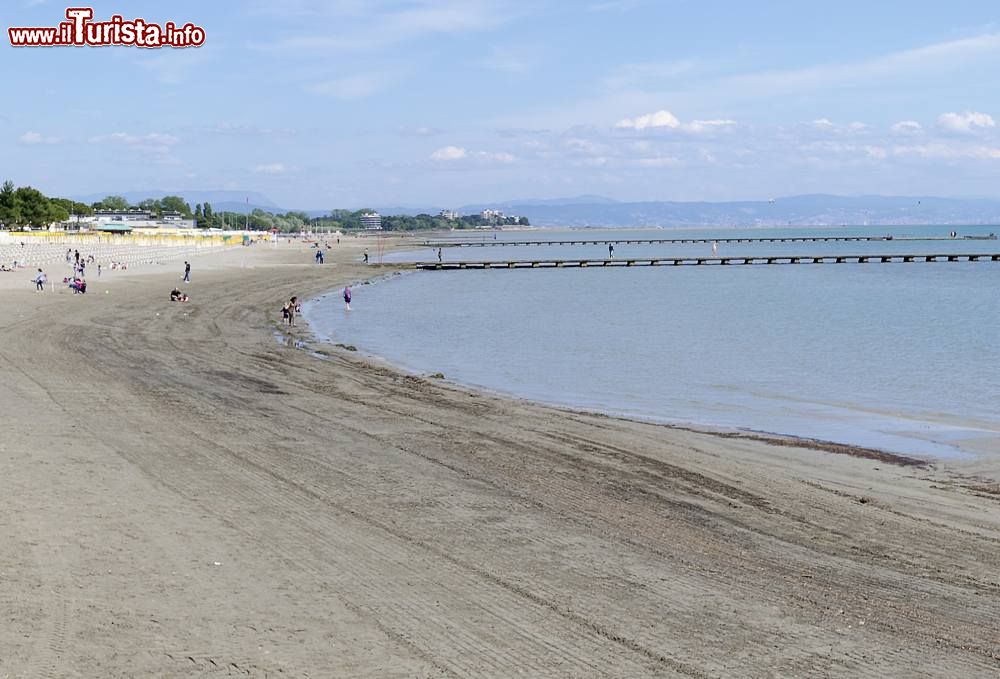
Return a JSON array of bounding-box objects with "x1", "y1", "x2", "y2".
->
[{"x1": 170, "y1": 288, "x2": 182, "y2": 301}]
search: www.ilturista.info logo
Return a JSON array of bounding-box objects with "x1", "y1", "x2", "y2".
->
[{"x1": 8, "y1": 7, "x2": 205, "y2": 48}]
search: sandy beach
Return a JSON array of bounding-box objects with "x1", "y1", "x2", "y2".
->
[{"x1": 1, "y1": 237, "x2": 998, "y2": 677}]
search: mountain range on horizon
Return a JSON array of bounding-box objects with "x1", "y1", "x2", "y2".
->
[{"x1": 69, "y1": 191, "x2": 1000, "y2": 227}]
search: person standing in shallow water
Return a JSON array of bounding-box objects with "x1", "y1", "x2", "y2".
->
[
  {"x1": 437, "y1": 247, "x2": 443, "y2": 263},
  {"x1": 343, "y1": 285, "x2": 352, "y2": 311},
  {"x1": 608, "y1": 244, "x2": 614, "y2": 259}
]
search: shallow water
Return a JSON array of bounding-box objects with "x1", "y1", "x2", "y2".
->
[{"x1": 306, "y1": 227, "x2": 1000, "y2": 459}]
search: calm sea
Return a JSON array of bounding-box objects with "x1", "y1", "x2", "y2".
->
[{"x1": 304, "y1": 226, "x2": 1000, "y2": 459}]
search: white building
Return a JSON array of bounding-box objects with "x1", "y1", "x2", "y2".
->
[
  {"x1": 361, "y1": 212, "x2": 382, "y2": 230},
  {"x1": 74, "y1": 208, "x2": 196, "y2": 230},
  {"x1": 481, "y1": 209, "x2": 505, "y2": 220},
  {"x1": 439, "y1": 209, "x2": 459, "y2": 220},
  {"x1": 93, "y1": 208, "x2": 154, "y2": 222}
]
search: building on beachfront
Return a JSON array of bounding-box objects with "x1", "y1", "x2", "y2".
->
[
  {"x1": 71, "y1": 208, "x2": 197, "y2": 230},
  {"x1": 93, "y1": 208, "x2": 154, "y2": 222},
  {"x1": 481, "y1": 209, "x2": 505, "y2": 220},
  {"x1": 361, "y1": 212, "x2": 382, "y2": 230},
  {"x1": 439, "y1": 209, "x2": 459, "y2": 220}
]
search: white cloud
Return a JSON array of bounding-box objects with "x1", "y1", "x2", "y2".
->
[
  {"x1": 430, "y1": 145, "x2": 468, "y2": 161},
  {"x1": 864, "y1": 146, "x2": 888, "y2": 160},
  {"x1": 720, "y1": 33, "x2": 1000, "y2": 97},
  {"x1": 892, "y1": 142, "x2": 1000, "y2": 160},
  {"x1": 478, "y1": 151, "x2": 515, "y2": 163},
  {"x1": 400, "y1": 126, "x2": 443, "y2": 137},
  {"x1": 254, "y1": 163, "x2": 289, "y2": 174},
  {"x1": 565, "y1": 138, "x2": 607, "y2": 155},
  {"x1": 890, "y1": 120, "x2": 923, "y2": 136},
  {"x1": 811, "y1": 119, "x2": 867, "y2": 135},
  {"x1": 18, "y1": 131, "x2": 59, "y2": 145},
  {"x1": 937, "y1": 111, "x2": 996, "y2": 134},
  {"x1": 616, "y1": 110, "x2": 735, "y2": 134},
  {"x1": 684, "y1": 119, "x2": 736, "y2": 134},
  {"x1": 88, "y1": 132, "x2": 179, "y2": 155},
  {"x1": 429, "y1": 146, "x2": 514, "y2": 164},
  {"x1": 615, "y1": 110, "x2": 680, "y2": 130}
]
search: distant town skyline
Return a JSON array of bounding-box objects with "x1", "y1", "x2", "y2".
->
[{"x1": 4, "y1": 1, "x2": 1000, "y2": 207}]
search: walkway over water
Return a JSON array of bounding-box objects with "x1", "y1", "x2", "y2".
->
[
  {"x1": 424, "y1": 235, "x2": 997, "y2": 248},
  {"x1": 407, "y1": 253, "x2": 1000, "y2": 270}
]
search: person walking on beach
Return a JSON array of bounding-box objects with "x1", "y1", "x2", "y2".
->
[
  {"x1": 183, "y1": 261, "x2": 191, "y2": 283},
  {"x1": 363, "y1": 249, "x2": 369, "y2": 264},
  {"x1": 712, "y1": 241, "x2": 718, "y2": 256},
  {"x1": 34, "y1": 268, "x2": 46, "y2": 292},
  {"x1": 343, "y1": 285, "x2": 352, "y2": 311},
  {"x1": 287, "y1": 296, "x2": 299, "y2": 327},
  {"x1": 608, "y1": 244, "x2": 614, "y2": 259},
  {"x1": 437, "y1": 247, "x2": 443, "y2": 263}
]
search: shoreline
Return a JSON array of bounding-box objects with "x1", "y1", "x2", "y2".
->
[
  {"x1": 301, "y1": 261, "x2": 987, "y2": 467},
  {"x1": 2, "y1": 238, "x2": 999, "y2": 676},
  {"x1": 299, "y1": 298, "x2": 933, "y2": 469}
]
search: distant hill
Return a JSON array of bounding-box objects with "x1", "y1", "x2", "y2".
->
[
  {"x1": 465, "y1": 195, "x2": 1000, "y2": 227},
  {"x1": 67, "y1": 191, "x2": 1000, "y2": 226}
]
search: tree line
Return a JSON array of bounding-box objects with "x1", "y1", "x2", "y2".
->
[
  {"x1": 0, "y1": 181, "x2": 530, "y2": 232},
  {"x1": 0, "y1": 180, "x2": 92, "y2": 229}
]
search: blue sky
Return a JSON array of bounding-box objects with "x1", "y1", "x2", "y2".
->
[{"x1": 3, "y1": 0, "x2": 1000, "y2": 208}]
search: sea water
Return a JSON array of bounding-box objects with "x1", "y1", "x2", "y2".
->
[{"x1": 304, "y1": 227, "x2": 1000, "y2": 459}]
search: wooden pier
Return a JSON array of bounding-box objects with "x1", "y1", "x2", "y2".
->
[
  {"x1": 409, "y1": 253, "x2": 1000, "y2": 270},
  {"x1": 424, "y1": 235, "x2": 996, "y2": 248}
]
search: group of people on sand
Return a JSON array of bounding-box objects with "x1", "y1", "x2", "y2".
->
[
  {"x1": 281, "y1": 286, "x2": 352, "y2": 328},
  {"x1": 169, "y1": 288, "x2": 189, "y2": 302},
  {"x1": 281, "y1": 296, "x2": 301, "y2": 326}
]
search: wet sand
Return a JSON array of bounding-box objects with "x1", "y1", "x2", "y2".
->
[{"x1": 1, "y1": 238, "x2": 998, "y2": 677}]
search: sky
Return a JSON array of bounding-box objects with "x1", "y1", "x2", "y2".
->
[{"x1": 3, "y1": 0, "x2": 1000, "y2": 209}]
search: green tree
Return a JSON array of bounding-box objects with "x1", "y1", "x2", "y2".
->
[
  {"x1": 0, "y1": 180, "x2": 20, "y2": 228},
  {"x1": 160, "y1": 195, "x2": 192, "y2": 217},
  {"x1": 15, "y1": 186, "x2": 64, "y2": 228},
  {"x1": 136, "y1": 198, "x2": 161, "y2": 217},
  {"x1": 93, "y1": 195, "x2": 130, "y2": 211}
]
